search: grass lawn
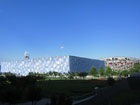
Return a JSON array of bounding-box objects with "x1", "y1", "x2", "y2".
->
[{"x1": 36, "y1": 80, "x2": 107, "y2": 98}]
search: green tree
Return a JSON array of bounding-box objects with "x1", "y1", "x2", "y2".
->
[
  {"x1": 89, "y1": 66, "x2": 97, "y2": 76},
  {"x1": 121, "y1": 70, "x2": 129, "y2": 77},
  {"x1": 133, "y1": 63, "x2": 140, "y2": 72},
  {"x1": 4, "y1": 72, "x2": 15, "y2": 77},
  {"x1": 26, "y1": 86, "x2": 43, "y2": 105},
  {"x1": 129, "y1": 68, "x2": 135, "y2": 74},
  {"x1": 73, "y1": 72, "x2": 79, "y2": 79},
  {"x1": 105, "y1": 67, "x2": 113, "y2": 76},
  {"x1": 78, "y1": 72, "x2": 88, "y2": 79},
  {"x1": 0, "y1": 86, "x2": 22, "y2": 105},
  {"x1": 53, "y1": 71, "x2": 58, "y2": 78},
  {"x1": 68, "y1": 73, "x2": 74, "y2": 80},
  {"x1": 99, "y1": 66, "x2": 105, "y2": 76},
  {"x1": 128, "y1": 63, "x2": 140, "y2": 75},
  {"x1": 49, "y1": 72, "x2": 53, "y2": 77},
  {"x1": 58, "y1": 73, "x2": 64, "y2": 79}
]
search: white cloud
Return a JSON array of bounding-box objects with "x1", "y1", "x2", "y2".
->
[{"x1": 60, "y1": 46, "x2": 64, "y2": 49}]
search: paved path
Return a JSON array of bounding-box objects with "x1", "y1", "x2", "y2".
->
[{"x1": 72, "y1": 93, "x2": 97, "y2": 105}]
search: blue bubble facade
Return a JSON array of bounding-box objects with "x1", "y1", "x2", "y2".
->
[{"x1": 0, "y1": 56, "x2": 105, "y2": 75}]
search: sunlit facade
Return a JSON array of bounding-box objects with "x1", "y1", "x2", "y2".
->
[{"x1": 0, "y1": 56, "x2": 105, "y2": 76}]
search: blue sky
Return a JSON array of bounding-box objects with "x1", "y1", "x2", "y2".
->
[{"x1": 0, "y1": 0, "x2": 140, "y2": 60}]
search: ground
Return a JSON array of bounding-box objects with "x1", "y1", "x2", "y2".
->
[{"x1": 36, "y1": 80, "x2": 107, "y2": 98}]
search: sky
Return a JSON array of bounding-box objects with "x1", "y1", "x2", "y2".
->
[{"x1": 0, "y1": 0, "x2": 140, "y2": 60}]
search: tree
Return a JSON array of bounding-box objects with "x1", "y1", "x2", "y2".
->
[
  {"x1": 26, "y1": 86, "x2": 43, "y2": 105},
  {"x1": 0, "y1": 86, "x2": 22, "y2": 105},
  {"x1": 49, "y1": 72, "x2": 53, "y2": 77},
  {"x1": 4, "y1": 72, "x2": 15, "y2": 77},
  {"x1": 105, "y1": 67, "x2": 113, "y2": 77},
  {"x1": 0, "y1": 72, "x2": 3, "y2": 76},
  {"x1": 73, "y1": 72, "x2": 79, "y2": 79},
  {"x1": 53, "y1": 72, "x2": 58, "y2": 78},
  {"x1": 58, "y1": 73, "x2": 64, "y2": 79},
  {"x1": 28, "y1": 72, "x2": 36, "y2": 76},
  {"x1": 78, "y1": 72, "x2": 88, "y2": 79},
  {"x1": 68, "y1": 73, "x2": 74, "y2": 80},
  {"x1": 74, "y1": 72, "x2": 79, "y2": 76},
  {"x1": 133, "y1": 63, "x2": 140, "y2": 72},
  {"x1": 99, "y1": 66, "x2": 105, "y2": 76},
  {"x1": 129, "y1": 68, "x2": 135, "y2": 74},
  {"x1": 89, "y1": 66, "x2": 97, "y2": 76},
  {"x1": 127, "y1": 63, "x2": 140, "y2": 75},
  {"x1": 121, "y1": 70, "x2": 129, "y2": 77}
]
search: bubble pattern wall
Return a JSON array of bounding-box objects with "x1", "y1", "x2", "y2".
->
[{"x1": 1, "y1": 56, "x2": 70, "y2": 76}]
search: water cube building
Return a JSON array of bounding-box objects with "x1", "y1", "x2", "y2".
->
[{"x1": 0, "y1": 56, "x2": 105, "y2": 76}]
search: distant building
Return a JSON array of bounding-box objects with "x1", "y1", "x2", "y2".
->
[
  {"x1": 24, "y1": 52, "x2": 30, "y2": 59},
  {"x1": 101, "y1": 57, "x2": 140, "y2": 71},
  {"x1": 0, "y1": 56, "x2": 105, "y2": 76}
]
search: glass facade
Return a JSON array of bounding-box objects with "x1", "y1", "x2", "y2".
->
[
  {"x1": 70, "y1": 56, "x2": 105, "y2": 72},
  {"x1": 0, "y1": 56, "x2": 105, "y2": 75}
]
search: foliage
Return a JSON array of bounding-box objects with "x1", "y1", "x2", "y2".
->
[
  {"x1": 133, "y1": 63, "x2": 140, "y2": 72},
  {"x1": 129, "y1": 68, "x2": 135, "y2": 74},
  {"x1": 58, "y1": 73, "x2": 64, "y2": 79},
  {"x1": 114, "y1": 70, "x2": 121, "y2": 76},
  {"x1": 107, "y1": 77, "x2": 115, "y2": 86},
  {"x1": 0, "y1": 86, "x2": 22, "y2": 105},
  {"x1": 26, "y1": 85, "x2": 43, "y2": 105},
  {"x1": 99, "y1": 66, "x2": 105, "y2": 76},
  {"x1": 72, "y1": 72, "x2": 79, "y2": 79},
  {"x1": 28, "y1": 72, "x2": 46, "y2": 80},
  {"x1": 121, "y1": 70, "x2": 129, "y2": 77},
  {"x1": 67, "y1": 72, "x2": 74, "y2": 80},
  {"x1": 73, "y1": 72, "x2": 79, "y2": 77},
  {"x1": 0, "y1": 72, "x2": 108, "y2": 104},
  {"x1": 105, "y1": 67, "x2": 113, "y2": 76},
  {"x1": 4, "y1": 72, "x2": 16, "y2": 77},
  {"x1": 0, "y1": 74, "x2": 42, "y2": 105},
  {"x1": 89, "y1": 66, "x2": 97, "y2": 76},
  {"x1": 53, "y1": 71, "x2": 58, "y2": 78},
  {"x1": 78, "y1": 72, "x2": 88, "y2": 79},
  {"x1": 49, "y1": 72, "x2": 53, "y2": 76}
]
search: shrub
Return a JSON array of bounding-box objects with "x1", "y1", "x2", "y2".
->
[
  {"x1": 26, "y1": 85, "x2": 43, "y2": 105},
  {"x1": 107, "y1": 77, "x2": 115, "y2": 86},
  {"x1": 78, "y1": 72, "x2": 88, "y2": 79},
  {"x1": 50, "y1": 94, "x2": 72, "y2": 105}
]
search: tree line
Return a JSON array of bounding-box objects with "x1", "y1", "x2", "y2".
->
[
  {"x1": 0, "y1": 73, "x2": 44, "y2": 105},
  {"x1": 89, "y1": 63, "x2": 140, "y2": 77}
]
